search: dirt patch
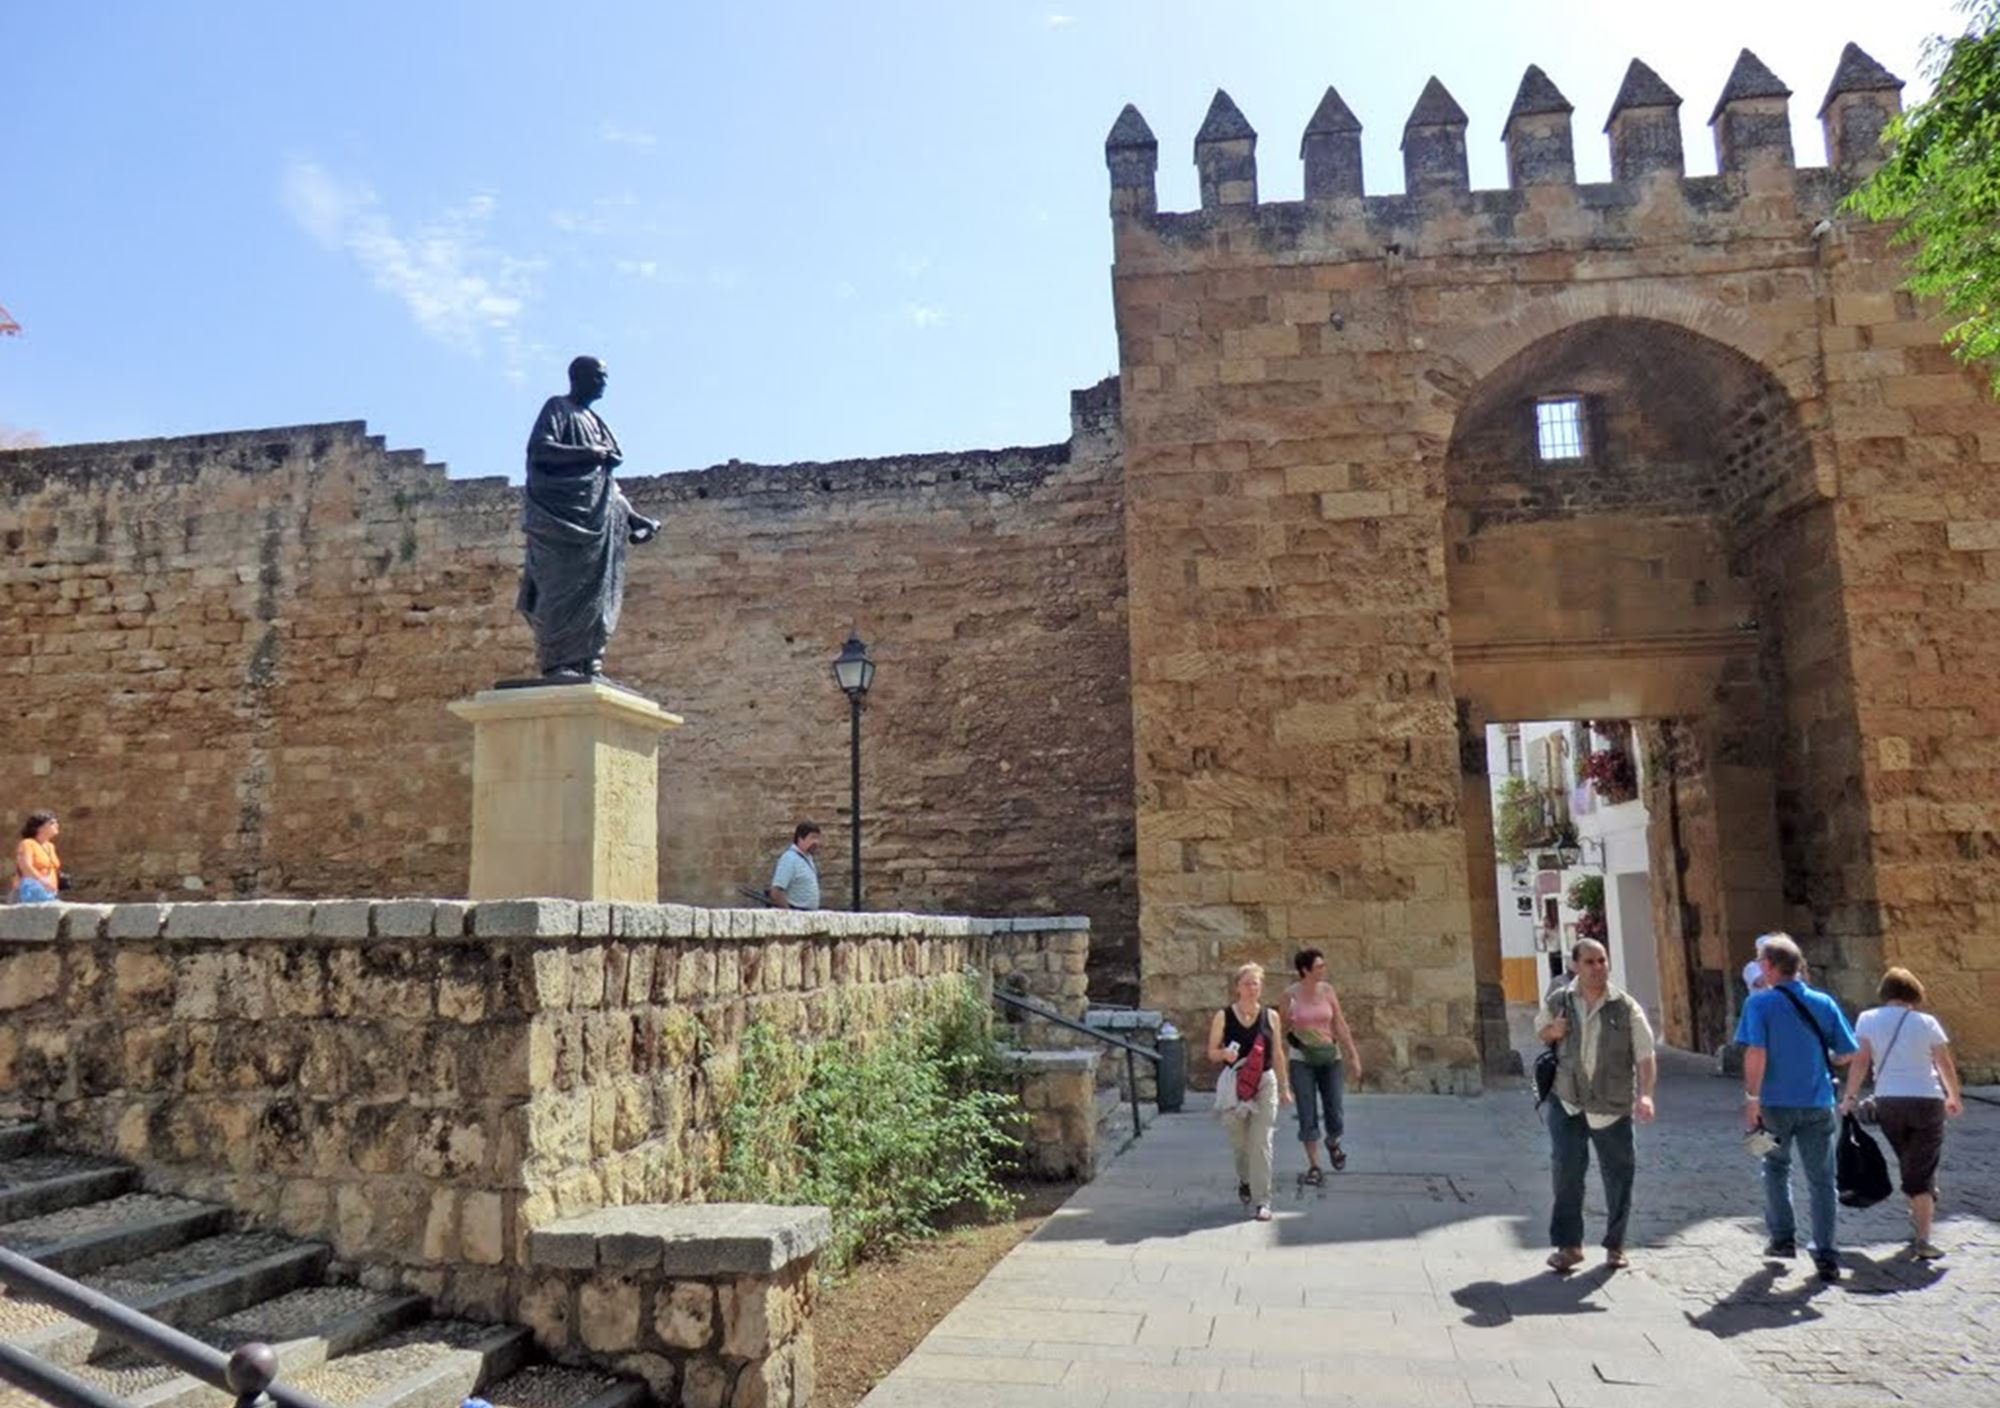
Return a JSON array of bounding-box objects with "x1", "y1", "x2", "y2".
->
[{"x1": 811, "y1": 1181, "x2": 1079, "y2": 1407}]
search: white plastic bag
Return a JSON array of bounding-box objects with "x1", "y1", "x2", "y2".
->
[{"x1": 1213, "y1": 1061, "x2": 1248, "y2": 1120}]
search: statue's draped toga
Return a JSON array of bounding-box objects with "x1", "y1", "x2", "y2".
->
[{"x1": 516, "y1": 394, "x2": 632, "y2": 675}]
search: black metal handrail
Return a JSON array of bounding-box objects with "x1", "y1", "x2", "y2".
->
[
  {"x1": 0, "y1": 1246, "x2": 334, "y2": 1408},
  {"x1": 991, "y1": 987, "x2": 1159, "y2": 1142}
]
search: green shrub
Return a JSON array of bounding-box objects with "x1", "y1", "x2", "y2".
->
[{"x1": 718, "y1": 976, "x2": 1024, "y2": 1274}]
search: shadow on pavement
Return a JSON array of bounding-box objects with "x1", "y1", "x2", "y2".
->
[{"x1": 1449, "y1": 1264, "x2": 1617, "y2": 1325}]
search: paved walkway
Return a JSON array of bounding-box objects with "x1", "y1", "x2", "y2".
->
[{"x1": 860, "y1": 1051, "x2": 1999, "y2": 1408}]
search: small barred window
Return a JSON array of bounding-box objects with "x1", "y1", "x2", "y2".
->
[{"x1": 1535, "y1": 396, "x2": 1587, "y2": 463}]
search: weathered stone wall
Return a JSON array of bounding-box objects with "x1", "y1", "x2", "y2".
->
[
  {"x1": 0, "y1": 387, "x2": 1138, "y2": 999},
  {"x1": 1107, "y1": 53, "x2": 2000, "y2": 1081},
  {"x1": 0, "y1": 898, "x2": 1089, "y2": 1317},
  {"x1": 523, "y1": 1203, "x2": 828, "y2": 1408}
]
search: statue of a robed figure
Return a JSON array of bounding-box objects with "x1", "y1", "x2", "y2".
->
[{"x1": 515, "y1": 355, "x2": 662, "y2": 681}]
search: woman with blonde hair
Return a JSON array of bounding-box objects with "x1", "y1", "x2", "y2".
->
[
  {"x1": 1206, "y1": 961, "x2": 1293, "y2": 1221},
  {"x1": 1840, "y1": 967, "x2": 1964, "y2": 1259}
]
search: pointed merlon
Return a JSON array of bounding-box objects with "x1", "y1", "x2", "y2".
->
[
  {"x1": 1819, "y1": 42, "x2": 1904, "y2": 117},
  {"x1": 1304, "y1": 85, "x2": 1363, "y2": 137},
  {"x1": 1196, "y1": 89, "x2": 1257, "y2": 145},
  {"x1": 1508, "y1": 65, "x2": 1574, "y2": 124},
  {"x1": 1105, "y1": 103, "x2": 1158, "y2": 152},
  {"x1": 1710, "y1": 49, "x2": 1791, "y2": 122},
  {"x1": 1604, "y1": 58, "x2": 1681, "y2": 131},
  {"x1": 1405, "y1": 76, "x2": 1468, "y2": 131}
]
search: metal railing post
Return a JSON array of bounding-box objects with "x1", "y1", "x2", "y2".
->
[{"x1": 0, "y1": 1248, "x2": 332, "y2": 1408}]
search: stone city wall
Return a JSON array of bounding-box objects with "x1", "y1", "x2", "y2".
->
[
  {"x1": 1106, "y1": 48, "x2": 2000, "y2": 1080},
  {"x1": 0, "y1": 897, "x2": 1089, "y2": 1319},
  {"x1": 0, "y1": 382, "x2": 1138, "y2": 1000}
]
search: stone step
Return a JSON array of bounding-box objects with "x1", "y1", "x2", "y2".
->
[
  {"x1": 73, "y1": 1288, "x2": 430, "y2": 1408},
  {"x1": 0, "y1": 1126, "x2": 40, "y2": 1161},
  {"x1": 283, "y1": 1318, "x2": 532, "y2": 1408},
  {"x1": 7, "y1": 1231, "x2": 333, "y2": 1367},
  {"x1": 0, "y1": 1156, "x2": 136, "y2": 1224},
  {"x1": 480, "y1": 1365, "x2": 647, "y2": 1408},
  {"x1": 0, "y1": 1192, "x2": 231, "y2": 1276}
]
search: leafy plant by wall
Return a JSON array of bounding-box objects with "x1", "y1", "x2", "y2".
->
[
  {"x1": 718, "y1": 976, "x2": 1024, "y2": 1275},
  {"x1": 1567, "y1": 873, "x2": 1607, "y2": 943},
  {"x1": 1495, "y1": 776, "x2": 1555, "y2": 864}
]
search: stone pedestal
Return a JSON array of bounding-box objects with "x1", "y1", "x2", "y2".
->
[{"x1": 447, "y1": 683, "x2": 682, "y2": 903}]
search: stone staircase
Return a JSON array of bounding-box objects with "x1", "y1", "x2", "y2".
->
[{"x1": 0, "y1": 1123, "x2": 642, "y2": 1408}]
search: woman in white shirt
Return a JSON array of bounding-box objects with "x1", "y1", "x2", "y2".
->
[{"x1": 1839, "y1": 967, "x2": 1964, "y2": 1259}]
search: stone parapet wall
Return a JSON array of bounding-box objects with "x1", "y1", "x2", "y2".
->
[
  {"x1": 0, "y1": 385, "x2": 1138, "y2": 1004},
  {"x1": 0, "y1": 898, "x2": 1088, "y2": 1317},
  {"x1": 997, "y1": 1049, "x2": 1097, "y2": 1181}
]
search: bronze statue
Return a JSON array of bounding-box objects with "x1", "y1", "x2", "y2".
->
[{"x1": 516, "y1": 356, "x2": 661, "y2": 681}]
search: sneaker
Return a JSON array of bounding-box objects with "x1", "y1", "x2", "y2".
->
[
  {"x1": 1762, "y1": 1238, "x2": 1797, "y2": 1260},
  {"x1": 1814, "y1": 1255, "x2": 1841, "y2": 1283},
  {"x1": 1238, "y1": 1181, "x2": 1252, "y2": 1205},
  {"x1": 1253, "y1": 1204, "x2": 1272, "y2": 1222},
  {"x1": 1912, "y1": 1239, "x2": 1945, "y2": 1261}
]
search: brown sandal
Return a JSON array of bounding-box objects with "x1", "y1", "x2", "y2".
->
[
  {"x1": 1604, "y1": 1248, "x2": 1629, "y2": 1270},
  {"x1": 1546, "y1": 1248, "x2": 1585, "y2": 1273}
]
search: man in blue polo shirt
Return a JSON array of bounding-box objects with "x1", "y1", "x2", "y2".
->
[{"x1": 1736, "y1": 932, "x2": 1858, "y2": 1282}]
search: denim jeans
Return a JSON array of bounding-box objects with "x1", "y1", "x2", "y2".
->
[
  {"x1": 1547, "y1": 1103, "x2": 1636, "y2": 1250},
  {"x1": 1761, "y1": 1104, "x2": 1838, "y2": 1255},
  {"x1": 1294, "y1": 1058, "x2": 1344, "y2": 1146}
]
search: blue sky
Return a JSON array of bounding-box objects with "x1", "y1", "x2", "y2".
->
[{"x1": 0, "y1": 1, "x2": 1964, "y2": 478}]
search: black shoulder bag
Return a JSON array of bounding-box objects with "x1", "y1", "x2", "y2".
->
[
  {"x1": 1533, "y1": 988, "x2": 1572, "y2": 1109},
  {"x1": 1773, "y1": 985, "x2": 1890, "y2": 1208}
]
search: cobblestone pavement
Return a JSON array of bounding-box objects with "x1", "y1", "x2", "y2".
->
[{"x1": 860, "y1": 1044, "x2": 1998, "y2": 1408}]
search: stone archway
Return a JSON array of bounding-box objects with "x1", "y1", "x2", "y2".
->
[{"x1": 1440, "y1": 316, "x2": 1872, "y2": 1059}]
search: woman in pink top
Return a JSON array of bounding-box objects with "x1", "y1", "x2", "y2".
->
[{"x1": 1284, "y1": 948, "x2": 1364, "y2": 1184}]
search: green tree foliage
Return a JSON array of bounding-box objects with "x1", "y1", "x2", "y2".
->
[
  {"x1": 718, "y1": 976, "x2": 1023, "y2": 1275},
  {"x1": 1848, "y1": 1, "x2": 2000, "y2": 392}
]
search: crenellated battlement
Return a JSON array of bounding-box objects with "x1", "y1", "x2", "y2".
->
[{"x1": 1105, "y1": 42, "x2": 1904, "y2": 253}]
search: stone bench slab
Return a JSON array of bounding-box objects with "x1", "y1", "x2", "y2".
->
[{"x1": 527, "y1": 1203, "x2": 831, "y2": 1277}]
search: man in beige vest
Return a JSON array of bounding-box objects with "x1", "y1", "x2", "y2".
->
[{"x1": 1536, "y1": 938, "x2": 1657, "y2": 1272}]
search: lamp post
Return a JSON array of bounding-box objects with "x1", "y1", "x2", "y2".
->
[{"x1": 831, "y1": 631, "x2": 876, "y2": 911}]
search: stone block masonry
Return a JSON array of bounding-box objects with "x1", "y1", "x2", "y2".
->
[
  {"x1": 0, "y1": 383, "x2": 1138, "y2": 1003},
  {"x1": 0, "y1": 898, "x2": 1088, "y2": 1322},
  {"x1": 523, "y1": 1203, "x2": 828, "y2": 1408},
  {"x1": 1106, "y1": 45, "x2": 2000, "y2": 1083}
]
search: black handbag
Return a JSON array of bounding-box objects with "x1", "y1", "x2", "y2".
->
[
  {"x1": 1533, "y1": 990, "x2": 1571, "y2": 1109},
  {"x1": 1837, "y1": 1112, "x2": 1893, "y2": 1208}
]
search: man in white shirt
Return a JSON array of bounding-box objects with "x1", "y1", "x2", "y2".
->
[
  {"x1": 1536, "y1": 938, "x2": 1658, "y2": 1273},
  {"x1": 768, "y1": 821, "x2": 822, "y2": 910}
]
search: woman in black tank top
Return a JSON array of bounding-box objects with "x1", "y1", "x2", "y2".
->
[{"x1": 1205, "y1": 961, "x2": 1293, "y2": 1221}]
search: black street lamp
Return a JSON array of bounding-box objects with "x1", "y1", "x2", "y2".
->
[{"x1": 831, "y1": 631, "x2": 876, "y2": 911}]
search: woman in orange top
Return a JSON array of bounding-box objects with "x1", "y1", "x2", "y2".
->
[{"x1": 11, "y1": 811, "x2": 60, "y2": 903}]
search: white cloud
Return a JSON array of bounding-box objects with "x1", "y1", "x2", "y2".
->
[
  {"x1": 599, "y1": 120, "x2": 658, "y2": 151},
  {"x1": 280, "y1": 157, "x2": 540, "y2": 368},
  {"x1": 832, "y1": 280, "x2": 858, "y2": 301},
  {"x1": 615, "y1": 259, "x2": 661, "y2": 279},
  {"x1": 1045, "y1": 14, "x2": 1076, "y2": 27},
  {"x1": 906, "y1": 303, "x2": 946, "y2": 329}
]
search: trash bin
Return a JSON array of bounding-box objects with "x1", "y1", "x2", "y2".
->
[{"x1": 1155, "y1": 1021, "x2": 1186, "y2": 1113}]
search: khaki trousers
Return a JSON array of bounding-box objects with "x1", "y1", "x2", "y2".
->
[{"x1": 1225, "y1": 1070, "x2": 1280, "y2": 1203}]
